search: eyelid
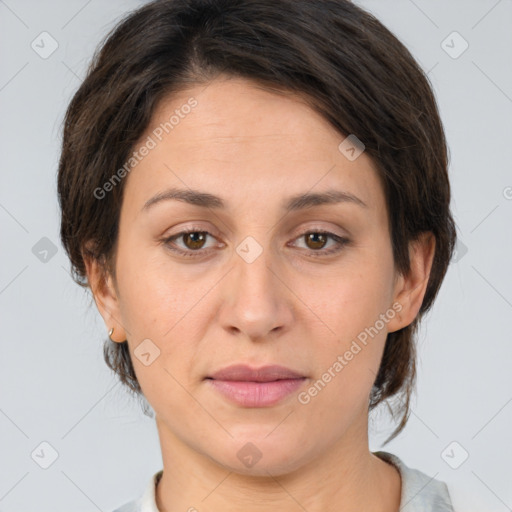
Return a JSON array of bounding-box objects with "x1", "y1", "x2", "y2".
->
[
  {"x1": 287, "y1": 229, "x2": 350, "y2": 256},
  {"x1": 291, "y1": 223, "x2": 348, "y2": 239},
  {"x1": 162, "y1": 225, "x2": 222, "y2": 252}
]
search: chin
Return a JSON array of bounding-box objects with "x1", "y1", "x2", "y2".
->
[{"x1": 208, "y1": 436, "x2": 311, "y2": 478}]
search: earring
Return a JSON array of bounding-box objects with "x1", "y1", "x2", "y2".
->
[{"x1": 108, "y1": 327, "x2": 115, "y2": 341}]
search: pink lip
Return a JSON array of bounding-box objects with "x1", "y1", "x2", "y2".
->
[
  {"x1": 207, "y1": 378, "x2": 306, "y2": 407},
  {"x1": 206, "y1": 364, "x2": 307, "y2": 407},
  {"x1": 208, "y1": 364, "x2": 305, "y2": 382}
]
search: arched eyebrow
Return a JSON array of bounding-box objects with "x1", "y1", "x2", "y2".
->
[
  {"x1": 141, "y1": 187, "x2": 368, "y2": 213},
  {"x1": 284, "y1": 189, "x2": 368, "y2": 210}
]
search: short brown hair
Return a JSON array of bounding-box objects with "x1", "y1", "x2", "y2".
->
[{"x1": 57, "y1": 0, "x2": 456, "y2": 443}]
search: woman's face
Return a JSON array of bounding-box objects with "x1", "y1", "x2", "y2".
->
[{"x1": 91, "y1": 76, "x2": 430, "y2": 475}]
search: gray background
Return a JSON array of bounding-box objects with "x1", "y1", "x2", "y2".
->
[{"x1": 1, "y1": 0, "x2": 511, "y2": 510}]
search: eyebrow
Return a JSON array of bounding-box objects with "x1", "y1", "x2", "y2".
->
[{"x1": 141, "y1": 187, "x2": 368, "y2": 213}]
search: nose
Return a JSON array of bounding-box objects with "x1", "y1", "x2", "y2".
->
[{"x1": 217, "y1": 238, "x2": 294, "y2": 342}]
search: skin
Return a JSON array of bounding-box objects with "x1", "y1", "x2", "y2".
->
[{"x1": 85, "y1": 75, "x2": 435, "y2": 512}]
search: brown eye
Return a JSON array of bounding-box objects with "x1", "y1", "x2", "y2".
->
[
  {"x1": 163, "y1": 230, "x2": 218, "y2": 257},
  {"x1": 182, "y1": 231, "x2": 208, "y2": 250},
  {"x1": 291, "y1": 230, "x2": 350, "y2": 257},
  {"x1": 304, "y1": 232, "x2": 328, "y2": 250}
]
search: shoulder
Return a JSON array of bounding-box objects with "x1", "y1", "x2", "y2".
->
[
  {"x1": 110, "y1": 469, "x2": 163, "y2": 512},
  {"x1": 374, "y1": 450, "x2": 455, "y2": 512},
  {"x1": 111, "y1": 498, "x2": 141, "y2": 512}
]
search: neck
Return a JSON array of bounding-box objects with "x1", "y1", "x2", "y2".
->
[{"x1": 154, "y1": 410, "x2": 401, "y2": 512}]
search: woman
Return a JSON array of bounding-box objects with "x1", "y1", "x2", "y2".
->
[{"x1": 57, "y1": 0, "x2": 457, "y2": 510}]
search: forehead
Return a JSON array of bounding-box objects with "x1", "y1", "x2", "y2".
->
[
  {"x1": 122, "y1": 76, "x2": 384, "y2": 216},
  {"x1": 147, "y1": 77, "x2": 356, "y2": 156}
]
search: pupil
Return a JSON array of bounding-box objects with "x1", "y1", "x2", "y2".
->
[
  {"x1": 186, "y1": 232, "x2": 205, "y2": 249},
  {"x1": 308, "y1": 233, "x2": 326, "y2": 249}
]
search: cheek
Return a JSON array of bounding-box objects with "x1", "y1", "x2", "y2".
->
[
  {"x1": 300, "y1": 259, "x2": 394, "y2": 396},
  {"x1": 115, "y1": 242, "x2": 200, "y2": 335},
  {"x1": 114, "y1": 257, "x2": 205, "y2": 403},
  {"x1": 308, "y1": 261, "x2": 394, "y2": 340},
  {"x1": 114, "y1": 245, "x2": 216, "y2": 384}
]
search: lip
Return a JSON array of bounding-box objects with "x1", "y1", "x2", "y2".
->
[
  {"x1": 207, "y1": 364, "x2": 305, "y2": 382},
  {"x1": 206, "y1": 364, "x2": 307, "y2": 407}
]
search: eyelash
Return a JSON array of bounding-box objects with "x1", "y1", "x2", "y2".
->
[{"x1": 161, "y1": 228, "x2": 350, "y2": 258}]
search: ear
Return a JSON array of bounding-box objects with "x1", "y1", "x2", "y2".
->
[
  {"x1": 386, "y1": 232, "x2": 436, "y2": 333},
  {"x1": 83, "y1": 250, "x2": 127, "y2": 343}
]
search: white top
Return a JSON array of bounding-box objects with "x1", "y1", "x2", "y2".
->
[{"x1": 111, "y1": 450, "x2": 454, "y2": 511}]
